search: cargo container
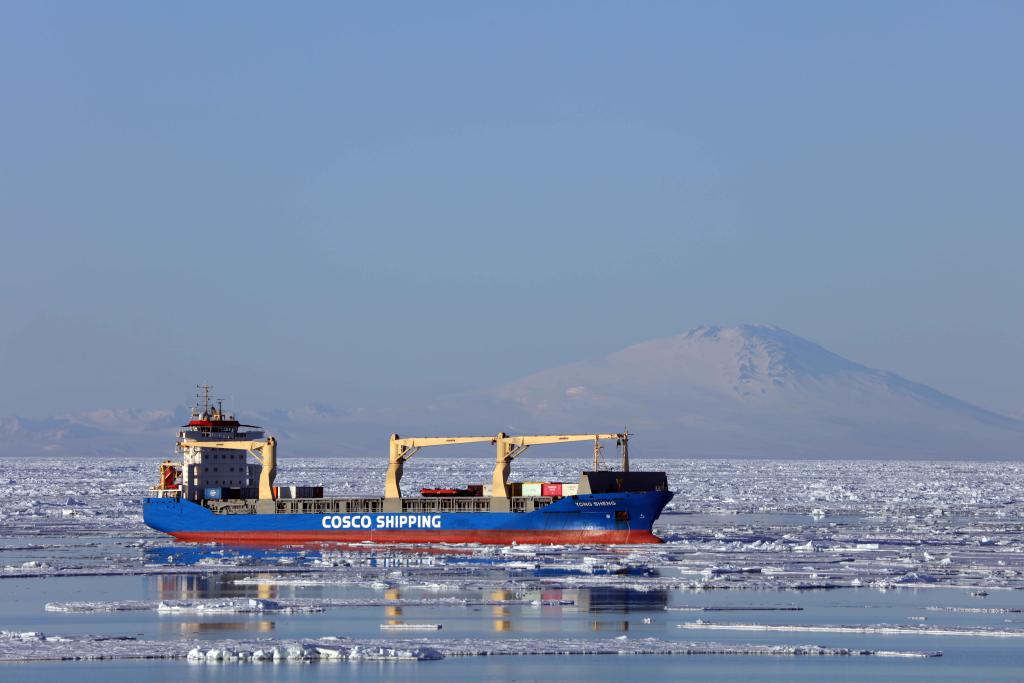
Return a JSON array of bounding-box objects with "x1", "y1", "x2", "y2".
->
[
  {"x1": 277, "y1": 485, "x2": 320, "y2": 499},
  {"x1": 521, "y1": 482, "x2": 544, "y2": 497},
  {"x1": 222, "y1": 486, "x2": 259, "y2": 500},
  {"x1": 542, "y1": 483, "x2": 563, "y2": 497},
  {"x1": 561, "y1": 483, "x2": 579, "y2": 496}
]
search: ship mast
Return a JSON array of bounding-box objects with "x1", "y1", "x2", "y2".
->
[{"x1": 196, "y1": 384, "x2": 212, "y2": 416}]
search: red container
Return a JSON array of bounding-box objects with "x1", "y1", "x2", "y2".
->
[{"x1": 542, "y1": 483, "x2": 563, "y2": 497}]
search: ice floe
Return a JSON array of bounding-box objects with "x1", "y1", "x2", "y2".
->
[
  {"x1": 0, "y1": 631, "x2": 940, "y2": 662},
  {"x1": 678, "y1": 621, "x2": 1024, "y2": 637}
]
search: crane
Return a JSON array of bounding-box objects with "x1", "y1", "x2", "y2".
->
[
  {"x1": 385, "y1": 434, "x2": 495, "y2": 500},
  {"x1": 491, "y1": 432, "x2": 629, "y2": 499},
  {"x1": 179, "y1": 437, "x2": 277, "y2": 501}
]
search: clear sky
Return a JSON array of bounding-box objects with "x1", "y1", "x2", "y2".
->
[{"x1": 1, "y1": 2, "x2": 1021, "y2": 418}]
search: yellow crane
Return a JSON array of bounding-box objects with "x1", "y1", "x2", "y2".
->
[
  {"x1": 385, "y1": 434, "x2": 494, "y2": 500},
  {"x1": 179, "y1": 437, "x2": 277, "y2": 501},
  {"x1": 491, "y1": 432, "x2": 629, "y2": 499}
]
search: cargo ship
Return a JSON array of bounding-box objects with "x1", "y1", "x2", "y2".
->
[{"x1": 143, "y1": 387, "x2": 673, "y2": 545}]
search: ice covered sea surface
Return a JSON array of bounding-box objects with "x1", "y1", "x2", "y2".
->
[{"x1": 2, "y1": 456, "x2": 1024, "y2": 682}]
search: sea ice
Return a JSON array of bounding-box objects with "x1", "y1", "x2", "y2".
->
[{"x1": 0, "y1": 631, "x2": 941, "y2": 662}]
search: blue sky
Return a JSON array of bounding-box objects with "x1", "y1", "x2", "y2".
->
[{"x1": 1, "y1": 2, "x2": 1021, "y2": 417}]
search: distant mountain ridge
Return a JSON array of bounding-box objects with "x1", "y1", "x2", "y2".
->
[{"x1": 2, "y1": 324, "x2": 1022, "y2": 459}]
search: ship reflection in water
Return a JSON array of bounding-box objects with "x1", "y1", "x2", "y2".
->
[
  {"x1": 150, "y1": 574, "x2": 279, "y2": 637},
  {"x1": 577, "y1": 586, "x2": 670, "y2": 613},
  {"x1": 591, "y1": 620, "x2": 630, "y2": 632},
  {"x1": 146, "y1": 573, "x2": 279, "y2": 601},
  {"x1": 163, "y1": 621, "x2": 275, "y2": 636},
  {"x1": 142, "y1": 548, "x2": 669, "y2": 636},
  {"x1": 480, "y1": 587, "x2": 668, "y2": 633}
]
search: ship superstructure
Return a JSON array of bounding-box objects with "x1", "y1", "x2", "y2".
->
[
  {"x1": 145, "y1": 388, "x2": 673, "y2": 545},
  {"x1": 176, "y1": 385, "x2": 267, "y2": 502}
]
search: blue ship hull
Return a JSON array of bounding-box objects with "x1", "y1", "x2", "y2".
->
[{"x1": 143, "y1": 490, "x2": 674, "y2": 545}]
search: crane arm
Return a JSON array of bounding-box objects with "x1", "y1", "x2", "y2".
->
[
  {"x1": 498, "y1": 433, "x2": 625, "y2": 448},
  {"x1": 495, "y1": 433, "x2": 627, "y2": 465},
  {"x1": 179, "y1": 437, "x2": 277, "y2": 501},
  {"x1": 491, "y1": 432, "x2": 628, "y2": 499},
  {"x1": 390, "y1": 435, "x2": 495, "y2": 453},
  {"x1": 385, "y1": 434, "x2": 494, "y2": 499}
]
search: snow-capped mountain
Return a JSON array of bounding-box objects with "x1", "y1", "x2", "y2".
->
[
  {"x1": 2, "y1": 325, "x2": 1021, "y2": 459},
  {"x1": 473, "y1": 324, "x2": 1024, "y2": 458}
]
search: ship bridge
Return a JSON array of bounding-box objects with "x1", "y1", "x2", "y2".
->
[{"x1": 178, "y1": 385, "x2": 266, "y2": 502}]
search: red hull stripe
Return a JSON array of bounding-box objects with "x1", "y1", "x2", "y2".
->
[{"x1": 170, "y1": 529, "x2": 663, "y2": 545}]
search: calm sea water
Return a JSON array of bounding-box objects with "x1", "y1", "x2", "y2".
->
[{"x1": 3, "y1": 525, "x2": 1024, "y2": 682}]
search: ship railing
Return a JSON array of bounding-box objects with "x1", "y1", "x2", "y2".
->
[
  {"x1": 206, "y1": 500, "x2": 258, "y2": 514},
  {"x1": 400, "y1": 497, "x2": 492, "y2": 513},
  {"x1": 501, "y1": 496, "x2": 555, "y2": 512},
  {"x1": 275, "y1": 498, "x2": 385, "y2": 515}
]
